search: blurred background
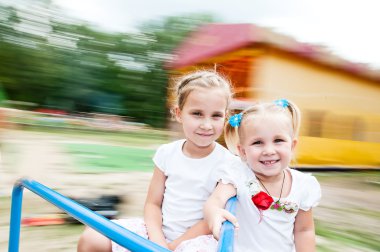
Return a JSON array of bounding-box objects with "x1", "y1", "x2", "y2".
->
[{"x1": 0, "y1": 0, "x2": 379, "y2": 251}]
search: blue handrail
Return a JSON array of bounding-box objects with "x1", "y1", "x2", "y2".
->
[
  {"x1": 8, "y1": 178, "x2": 170, "y2": 252},
  {"x1": 217, "y1": 197, "x2": 237, "y2": 252},
  {"x1": 8, "y1": 178, "x2": 237, "y2": 252}
]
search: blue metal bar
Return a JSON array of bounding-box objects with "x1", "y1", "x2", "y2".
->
[
  {"x1": 8, "y1": 180, "x2": 24, "y2": 252},
  {"x1": 9, "y1": 178, "x2": 171, "y2": 252},
  {"x1": 9, "y1": 178, "x2": 236, "y2": 252},
  {"x1": 217, "y1": 196, "x2": 237, "y2": 252}
]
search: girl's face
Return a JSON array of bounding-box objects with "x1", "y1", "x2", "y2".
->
[
  {"x1": 237, "y1": 114, "x2": 297, "y2": 178},
  {"x1": 175, "y1": 87, "x2": 227, "y2": 153}
]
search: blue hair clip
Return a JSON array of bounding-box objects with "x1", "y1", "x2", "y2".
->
[
  {"x1": 274, "y1": 99, "x2": 289, "y2": 108},
  {"x1": 229, "y1": 113, "x2": 243, "y2": 127}
]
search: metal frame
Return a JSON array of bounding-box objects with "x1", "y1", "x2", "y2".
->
[
  {"x1": 8, "y1": 178, "x2": 236, "y2": 252},
  {"x1": 217, "y1": 197, "x2": 237, "y2": 252}
]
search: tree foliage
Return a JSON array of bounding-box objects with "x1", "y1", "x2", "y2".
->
[{"x1": 0, "y1": 2, "x2": 214, "y2": 127}]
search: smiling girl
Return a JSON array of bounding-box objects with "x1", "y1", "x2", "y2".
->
[
  {"x1": 204, "y1": 99, "x2": 321, "y2": 252},
  {"x1": 78, "y1": 70, "x2": 237, "y2": 252}
]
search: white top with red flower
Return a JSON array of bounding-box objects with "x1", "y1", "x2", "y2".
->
[
  {"x1": 220, "y1": 160, "x2": 321, "y2": 252},
  {"x1": 153, "y1": 139, "x2": 237, "y2": 242}
]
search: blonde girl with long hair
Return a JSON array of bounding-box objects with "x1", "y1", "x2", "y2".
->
[{"x1": 78, "y1": 70, "x2": 237, "y2": 252}]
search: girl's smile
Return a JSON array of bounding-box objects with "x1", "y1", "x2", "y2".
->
[
  {"x1": 238, "y1": 114, "x2": 296, "y2": 177},
  {"x1": 196, "y1": 132, "x2": 214, "y2": 137},
  {"x1": 260, "y1": 159, "x2": 280, "y2": 166}
]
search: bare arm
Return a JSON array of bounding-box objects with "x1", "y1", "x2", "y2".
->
[
  {"x1": 294, "y1": 209, "x2": 316, "y2": 252},
  {"x1": 168, "y1": 219, "x2": 210, "y2": 250},
  {"x1": 144, "y1": 167, "x2": 168, "y2": 248},
  {"x1": 204, "y1": 183, "x2": 238, "y2": 240},
  {"x1": 169, "y1": 183, "x2": 238, "y2": 250}
]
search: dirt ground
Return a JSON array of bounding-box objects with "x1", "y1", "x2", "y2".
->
[{"x1": 0, "y1": 129, "x2": 379, "y2": 251}]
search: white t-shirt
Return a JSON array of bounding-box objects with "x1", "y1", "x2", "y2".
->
[
  {"x1": 153, "y1": 139, "x2": 237, "y2": 242},
  {"x1": 220, "y1": 161, "x2": 321, "y2": 252}
]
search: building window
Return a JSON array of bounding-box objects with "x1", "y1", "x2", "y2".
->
[{"x1": 306, "y1": 110, "x2": 326, "y2": 137}]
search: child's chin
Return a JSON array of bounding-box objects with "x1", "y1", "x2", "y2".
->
[
  {"x1": 257, "y1": 164, "x2": 282, "y2": 173},
  {"x1": 197, "y1": 142, "x2": 214, "y2": 148}
]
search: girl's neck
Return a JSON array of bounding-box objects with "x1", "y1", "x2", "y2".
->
[{"x1": 182, "y1": 140, "x2": 215, "y2": 158}]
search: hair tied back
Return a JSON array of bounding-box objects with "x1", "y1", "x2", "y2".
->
[
  {"x1": 274, "y1": 99, "x2": 289, "y2": 108},
  {"x1": 229, "y1": 113, "x2": 243, "y2": 127}
]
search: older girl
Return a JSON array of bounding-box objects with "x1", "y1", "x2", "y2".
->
[{"x1": 78, "y1": 70, "x2": 237, "y2": 252}]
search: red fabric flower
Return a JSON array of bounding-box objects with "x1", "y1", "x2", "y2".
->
[{"x1": 251, "y1": 191, "x2": 274, "y2": 210}]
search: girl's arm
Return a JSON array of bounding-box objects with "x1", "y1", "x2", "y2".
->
[
  {"x1": 144, "y1": 166, "x2": 168, "y2": 248},
  {"x1": 169, "y1": 183, "x2": 238, "y2": 250},
  {"x1": 294, "y1": 209, "x2": 316, "y2": 252},
  {"x1": 204, "y1": 183, "x2": 238, "y2": 240},
  {"x1": 168, "y1": 219, "x2": 210, "y2": 250}
]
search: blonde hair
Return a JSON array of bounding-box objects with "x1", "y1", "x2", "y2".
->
[
  {"x1": 170, "y1": 70, "x2": 233, "y2": 116},
  {"x1": 225, "y1": 100, "x2": 301, "y2": 155}
]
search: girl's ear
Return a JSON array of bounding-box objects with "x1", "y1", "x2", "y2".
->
[
  {"x1": 174, "y1": 107, "x2": 182, "y2": 123},
  {"x1": 237, "y1": 144, "x2": 247, "y2": 161},
  {"x1": 291, "y1": 139, "x2": 298, "y2": 151}
]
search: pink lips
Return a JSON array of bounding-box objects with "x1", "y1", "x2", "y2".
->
[{"x1": 197, "y1": 133, "x2": 213, "y2": 137}]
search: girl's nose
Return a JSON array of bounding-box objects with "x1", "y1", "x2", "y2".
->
[
  {"x1": 263, "y1": 144, "x2": 275, "y2": 155},
  {"x1": 200, "y1": 119, "x2": 212, "y2": 129}
]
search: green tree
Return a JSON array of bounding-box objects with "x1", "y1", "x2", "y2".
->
[{"x1": 0, "y1": 2, "x2": 215, "y2": 127}]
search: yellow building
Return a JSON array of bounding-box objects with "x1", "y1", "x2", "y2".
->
[{"x1": 167, "y1": 23, "x2": 380, "y2": 169}]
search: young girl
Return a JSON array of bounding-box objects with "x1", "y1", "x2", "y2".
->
[
  {"x1": 77, "y1": 70, "x2": 237, "y2": 252},
  {"x1": 204, "y1": 99, "x2": 321, "y2": 252}
]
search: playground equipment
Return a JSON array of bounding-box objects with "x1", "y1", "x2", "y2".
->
[{"x1": 8, "y1": 178, "x2": 236, "y2": 252}]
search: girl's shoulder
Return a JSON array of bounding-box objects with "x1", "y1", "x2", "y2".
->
[
  {"x1": 214, "y1": 142, "x2": 239, "y2": 160},
  {"x1": 289, "y1": 168, "x2": 319, "y2": 186},
  {"x1": 188, "y1": 141, "x2": 239, "y2": 163},
  {"x1": 219, "y1": 159, "x2": 250, "y2": 185},
  {"x1": 214, "y1": 141, "x2": 229, "y2": 152},
  {"x1": 156, "y1": 139, "x2": 185, "y2": 153},
  {"x1": 289, "y1": 169, "x2": 321, "y2": 191},
  {"x1": 153, "y1": 140, "x2": 185, "y2": 167},
  {"x1": 289, "y1": 169, "x2": 321, "y2": 210}
]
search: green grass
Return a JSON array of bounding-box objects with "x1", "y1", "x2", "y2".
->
[
  {"x1": 314, "y1": 171, "x2": 380, "y2": 179},
  {"x1": 316, "y1": 220, "x2": 380, "y2": 251},
  {"x1": 313, "y1": 171, "x2": 380, "y2": 188},
  {"x1": 65, "y1": 143, "x2": 156, "y2": 172}
]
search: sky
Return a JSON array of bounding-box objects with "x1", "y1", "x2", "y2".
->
[{"x1": 5, "y1": 0, "x2": 380, "y2": 69}]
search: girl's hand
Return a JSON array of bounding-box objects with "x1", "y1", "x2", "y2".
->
[
  {"x1": 167, "y1": 219, "x2": 210, "y2": 251},
  {"x1": 204, "y1": 183, "x2": 238, "y2": 240},
  {"x1": 148, "y1": 236, "x2": 169, "y2": 250},
  {"x1": 168, "y1": 241, "x2": 177, "y2": 251},
  {"x1": 212, "y1": 208, "x2": 239, "y2": 240}
]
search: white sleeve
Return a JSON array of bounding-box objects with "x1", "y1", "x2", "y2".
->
[
  {"x1": 299, "y1": 175, "x2": 321, "y2": 211},
  {"x1": 219, "y1": 160, "x2": 240, "y2": 188},
  {"x1": 152, "y1": 144, "x2": 167, "y2": 174}
]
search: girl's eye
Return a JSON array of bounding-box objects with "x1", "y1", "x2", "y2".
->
[
  {"x1": 274, "y1": 139, "x2": 285, "y2": 143},
  {"x1": 192, "y1": 112, "x2": 202, "y2": 116},
  {"x1": 212, "y1": 113, "x2": 223, "y2": 118},
  {"x1": 252, "y1": 141, "x2": 262, "y2": 145}
]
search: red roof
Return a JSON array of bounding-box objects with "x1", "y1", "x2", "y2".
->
[
  {"x1": 167, "y1": 23, "x2": 255, "y2": 69},
  {"x1": 167, "y1": 23, "x2": 380, "y2": 82}
]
